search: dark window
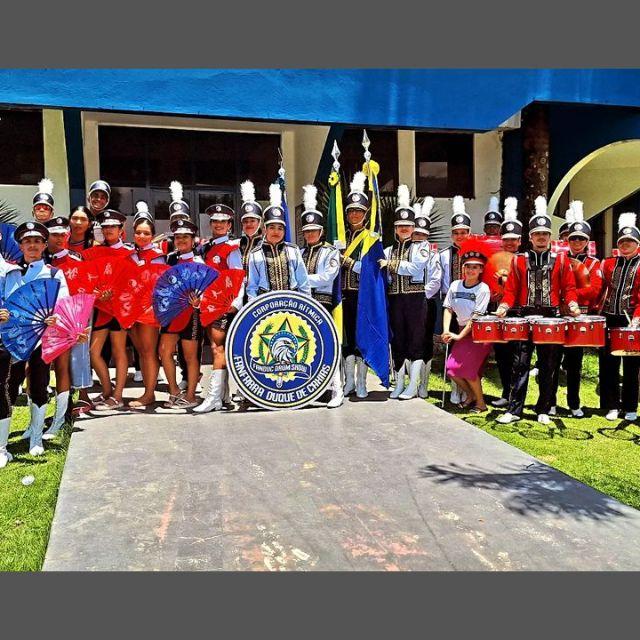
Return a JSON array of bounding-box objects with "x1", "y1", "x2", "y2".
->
[
  {"x1": 0, "y1": 109, "x2": 44, "y2": 185},
  {"x1": 98, "y1": 126, "x2": 280, "y2": 229},
  {"x1": 338, "y1": 128, "x2": 398, "y2": 194},
  {"x1": 415, "y1": 132, "x2": 474, "y2": 198}
]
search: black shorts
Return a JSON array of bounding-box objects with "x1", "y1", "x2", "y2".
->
[
  {"x1": 210, "y1": 312, "x2": 234, "y2": 332},
  {"x1": 93, "y1": 315, "x2": 122, "y2": 332},
  {"x1": 161, "y1": 309, "x2": 203, "y2": 342}
]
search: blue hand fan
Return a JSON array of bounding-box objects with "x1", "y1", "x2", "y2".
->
[
  {"x1": 152, "y1": 262, "x2": 218, "y2": 327},
  {"x1": 0, "y1": 223, "x2": 23, "y2": 263},
  {"x1": 0, "y1": 279, "x2": 61, "y2": 361}
]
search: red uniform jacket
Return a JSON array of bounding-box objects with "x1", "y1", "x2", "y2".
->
[
  {"x1": 201, "y1": 239, "x2": 238, "y2": 270},
  {"x1": 132, "y1": 245, "x2": 166, "y2": 265},
  {"x1": 502, "y1": 250, "x2": 578, "y2": 310},
  {"x1": 569, "y1": 254, "x2": 603, "y2": 310},
  {"x1": 599, "y1": 254, "x2": 640, "y2": 319}
]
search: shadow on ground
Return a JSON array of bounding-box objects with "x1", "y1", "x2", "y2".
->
[{"x1": 418, "y1": 461, "x2": 628, "y2": 521}]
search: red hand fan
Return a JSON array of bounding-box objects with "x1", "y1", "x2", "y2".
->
[
  {"x1": 41, "y1": 293, "x2": 96, "y2": 364},
  {"x1": 113, "y1": 262, "x2": 169, "y2": 329},
  {"x1": 200, "y1": 269, "x2": 245, "y2": 327}
]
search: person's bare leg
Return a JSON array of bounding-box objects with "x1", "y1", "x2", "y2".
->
[
  {"x1": 466, "y1": 377, "x2": 487, "y2": 410},
  {"x1": 181, "y1": 339, "x2": 200, "y2": 403},
  {"x1": 90, "y1": 329, "x2": 112, "y2": 398},
  {"x1": 451, "y1": 375, "x2": 474, "y2": 405},
  {"x1": 129, "y1": 324, "x2": 159, "y2": 405},
  {"x1": 109, "y1": 330, "x2": 129, "y2": 402},
  {"x1": 210, "y1": 327, "x2": 227, "y2": 370},
  {"x1": 54, "y1": 351, "x2": 71, "y2": 394},
  {"x1": 159, "y1": 334, "x2": 180, "y2": 397}
]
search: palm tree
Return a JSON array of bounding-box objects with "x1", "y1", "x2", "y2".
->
[{"x1": 0, "y1": 199, "x2": 20, "y2": 225}]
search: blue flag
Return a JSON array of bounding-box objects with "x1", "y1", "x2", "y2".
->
[{"x1": 355, "y1": 167, "x2": 390, "y2": 388}]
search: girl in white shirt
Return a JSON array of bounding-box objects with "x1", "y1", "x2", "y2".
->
[{"x1": 442, "y1": 242, "x2": 491, "y2": 412}]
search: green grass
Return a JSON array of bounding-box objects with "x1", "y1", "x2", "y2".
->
[
  {"x1": 426, "y1": 349, "x2": 640, "y2": 510},
  {"x1": 0, "y1": 401, "x2": 70, "y2": 572}
]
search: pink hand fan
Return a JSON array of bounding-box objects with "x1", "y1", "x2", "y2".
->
[{"x1": 42, "y1": 293, "x2": 96, "y2": 364}]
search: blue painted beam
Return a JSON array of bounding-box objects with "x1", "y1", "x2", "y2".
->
[{"x1": 2, "y1": 70, "x2": 640, "y2": 131}]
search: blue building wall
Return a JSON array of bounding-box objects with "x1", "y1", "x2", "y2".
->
[{"x1": 2, "y1": 69, "x2": 640, "y2": 131}]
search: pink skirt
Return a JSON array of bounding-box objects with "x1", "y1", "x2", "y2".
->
[{"x1": 446, "y1": 333, "x2": 491, "y2": 380}]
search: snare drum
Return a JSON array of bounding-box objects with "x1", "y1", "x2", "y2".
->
[
  {"x1": 609, "y1": 327, "x2": 640, "y2": 356},
  {"x1": 472, "y1": 317, "x2": 505, "y2": 343},
  {"x1": 502, "y1": 317, "x2": 530, "y2": 341},
  {"x1": 565, "y1": 315, "x2": 606, "y2": 348},
  {"x1": 531, "y1": 317, "x2": 567, "y2": 345}
]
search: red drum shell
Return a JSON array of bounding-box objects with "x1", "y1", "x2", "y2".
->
[
  {"x1": 531, "y1": 318, "x2": 567, "y2": 345},
  {"x1": 472, "y1": 317, "x2": 505, "y2": 343},
  {"x1": 565, "y1": 315, "x2": 606, "y2": 348},
  {"x1": 610, "y1": 327, "x2": 640, "y2": 356},
  {"x1": 502, "y1": 317, "x2": 530, "y2": 341}
]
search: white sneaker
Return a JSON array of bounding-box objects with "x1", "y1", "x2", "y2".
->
[
  {"x1": 549, "y1": 406, "x2": 557, "y2": 416},
  {"x1": 624, "y1": 412, "x2": 637, "y2": 421},
  {"x1": 133, "y1": 371, "x2": 143, "y2": 383},
  {"x1": 571, "y1": 408, "x2": 584, "y2": 418},
  {"x1": 606, "y1": 409, "x2": 619, "y2": 421},
  {"x1": 537, "y1": 414, "x2": 550, "y2": 425},
  {"x1": 496, "y1": 412, "x2": 520, "y2": 424},
  {"x1": 491, "y1": 398, "x2": 509, "y2": 408}
]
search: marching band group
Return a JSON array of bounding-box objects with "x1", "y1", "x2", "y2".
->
[{"x1": 1, "y1": 167, "x2": 639, "y2": 471}]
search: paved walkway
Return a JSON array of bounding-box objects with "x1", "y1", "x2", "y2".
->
[{"x1": 44, "y1": 380, "x2": 640, "y2": 571}]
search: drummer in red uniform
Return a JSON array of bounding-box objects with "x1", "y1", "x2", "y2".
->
[
  {"x1": 598, "y1": 212, "x2": 640, "y2": 421},
  {"x1": 554, "y1": 201, "x2": 603, "y2": 418},
  {"x1": 494, "y1": 196, "x2": 580, "y2": 425},
  {"x1": 490, "y1": 197, "x2": 521, "y2": 408},
  {"x1": 194, "y1": 203, "x2": 244, "y2": 413}
]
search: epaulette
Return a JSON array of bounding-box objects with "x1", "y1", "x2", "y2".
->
[
  {"x1": 68, "y1": 250, "x2": 83, "y2": 261},
  {"x1": 285, "y1": 242, "x2": 300, "y2": 249}
]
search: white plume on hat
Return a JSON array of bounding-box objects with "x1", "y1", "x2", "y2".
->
[
  {"x1": 570, "y1": 200, "x2": 584, "y2": 222},
  {"x1": 503, "y1": 197, "x2": 518, "y2": 222},
  {"x1": 618, "y1": 212, "x2": 637, "y2": 231},
  {"x1": 135, "y1": 201, "x2": 149, "y2": 214},
  {"x1": 38, "y1": 178, "x2": 54, "y2": 195},
  {"x1": 350, "y1": 171, "x2": 367, "y2": 194},
  {"x1": 488, "y1": 196, "x2": 500, "y2": 212},
  {"x1": 453, "y1": 195, "x2": 466, "y2": 216},
  {"x1": 170, "y1": 181, "x2": 183, "y2": 203},
  {"x1": 303, "y1": 185, "x2": 317, "y2": 212},
  {"x1": 534, "y1": 196, "x2": 548, "y2": 218},
  {"x1": 565, "y1": 205, "x2": 575, "y2": 224},
  {"x1": 413, "y1": 202, "x2": 422, "y2": 217},
  {"x1": 240, "y1": 180, "x2": 256, "y2": 204},
  {"x1": 397, "y1": 184, "x2": 411, "y2": 209},
  {"x1": 421, "y1": 196, "x2": 435, "y2": 218},
  {"x1": 269, "y1": 183, "x2": 282, "y2": 208}
]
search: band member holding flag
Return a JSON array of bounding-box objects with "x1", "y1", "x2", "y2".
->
[
  {"x1": 381, "y1": 185, "x2": 429, "y2": 400},
  {"x1": 340, "y1": 171, "x2": 370, "y2": 398},
  {"x1": 300, "y1": 184, "x2": 343, "y2": 408}
]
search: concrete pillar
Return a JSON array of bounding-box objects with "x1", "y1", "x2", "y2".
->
[
  {"x1": 281, "y1": 129, "x2": 296, "y2": 239},
  {"x1": 43, "y1": 109, "x2": 70, "y2": 215},
  {"x1": 397, "y1": 130, "x2": 416, "y2": 194}
]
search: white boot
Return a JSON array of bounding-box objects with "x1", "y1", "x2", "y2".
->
[
  {"x1": 355, "y1": 357, "x2": 368, "y2": 399},
  {"x1": 194, "y1": 369, "x2": 225, "y2": 413},
  {"x1": 343, "y1": 356, "x2": 356, "y2": 396},
  {"x1": 29, "y1": 403, "x2": 47, "y2": 456},
  {"x1": 0, "y1": 417, "x2": 13, "y2": 469},
  {"x1": 222, "y1": 373, "x2": 232, "y2": 405},
  {"x1": 450, "y1": 381, "x2": 461, "y2": 404},
  {"x1": 327, "y1": 366, "x2": 344, "y2": 409},
  {"x1": 389, "y1": 361, "x2": 407, "y2": 399},
  {"x1": 400, "y1": 359, "x2": 423, "y2": 400},
  {"x1": 418, "y1": 360, "x2": 432, "y2": 399},
  {"x1": 43, "y1": 391, "x2": 69, "y2": 440},
  {"x1": 21, "y1": 396, "x2": 33, "y2": 440}
]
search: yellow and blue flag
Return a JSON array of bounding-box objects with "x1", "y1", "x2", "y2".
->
[{"x1": 355, "y1": 160, "x2": 390, "y2": 387}]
